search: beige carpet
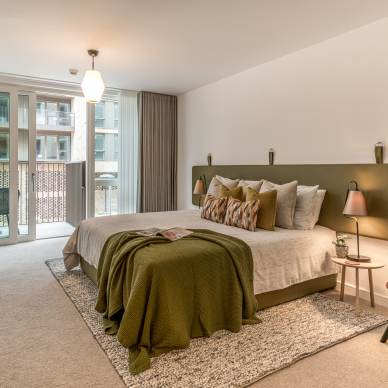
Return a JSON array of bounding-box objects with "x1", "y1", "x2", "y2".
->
[{"x1": 1, "y1": 237, "x2": 388, "y2": 387}]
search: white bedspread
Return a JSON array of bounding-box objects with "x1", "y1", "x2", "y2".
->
[{"x1": 63, "y1": 209, "x2": 337, "y2": 294}]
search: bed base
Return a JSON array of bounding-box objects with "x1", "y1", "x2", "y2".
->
[{"x1": 80, "y1": 258, "x2": 337, "y2": 310}]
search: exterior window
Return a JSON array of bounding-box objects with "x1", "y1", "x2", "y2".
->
[
  {"x1": 36, "y1": 135, "x2": 71, "y2": 161},
  {"x1": 58, "y1": 102, "x2": 71, "y2": 126},
  {"x1": 0, "y1": 94, "x2": 9, "y2": 128},
  {"x1": 47, "y1": 102, "x2": 58, "y2": 126},
  {"x1": 114, "y1": 134, "x2": 119, "y2": 160},
  {"x1": 0, "y1": 133, "x2": 9, "y2": 160},
  {"x1": 58, "y1": 136, "x2": 70, "y2": 161},
  {"x1": 36, "y1": 136, "x2": 45, "y2": 160},
  {"x1": 36, "y1": 98, "x2": 73, "y2": 128},
  {"x1": 95, "y1": 134, "x2": 105, "y2": 160},
  {"x1": 18, "y1": 95, "x2": 29, "y2": 130},
  {"x1": 46, "y1": 136, "x2": 58, "y2": 159},
  {"x1": 36, "y1": 102, "x2": 46, "y2": 126},
  {"x1": 114, "y1": 101, "x2": 119, "y2": 129},
  {"x1": 95, "y1": 102, "x2": 105, "y2": 128}
]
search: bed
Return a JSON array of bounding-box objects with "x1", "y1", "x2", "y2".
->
[{"x1": 64, "y1": 209, "x2": 337, "y2": 309}]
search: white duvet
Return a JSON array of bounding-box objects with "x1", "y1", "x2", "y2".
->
[{"x1": 63, "y1": 209, "x2": 337, "y2": 295}]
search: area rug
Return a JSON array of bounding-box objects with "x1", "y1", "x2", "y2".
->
[{"x1": 46, "y1": 258, "x2": 387, "y2": 388}]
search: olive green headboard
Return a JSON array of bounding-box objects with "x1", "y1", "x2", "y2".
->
[{"x1": 192, "y1": 164, "x2": 388, "y2": 240}]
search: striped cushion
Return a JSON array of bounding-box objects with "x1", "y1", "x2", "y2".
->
[
  {"x1": 201, "y1": 195, "x2": 228, "y2": 223},
  {"x1": 224, "y1": 198, "x2": 260, "y2": 231}
]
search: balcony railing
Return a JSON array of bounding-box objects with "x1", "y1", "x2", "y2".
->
[
  {"x1": 0, "y1": 162, "x2": 67, "y2": 226},
  {"x1": 0, "y1": 109, "x2": 75, "y2": 130},
  {"x1": 37, "y1": 110, "x2": 75, "y2": 130},
  {"x1": 0, "y1": 161, "x2": 118, "y2": 228},
  {"x1": 35, "y1": 162, "x2": 67, "y2": 223}
]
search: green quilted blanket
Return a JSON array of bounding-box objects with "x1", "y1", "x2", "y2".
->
[{"x1": 95, "y1": 229, "x2": 260, "y2": 374}]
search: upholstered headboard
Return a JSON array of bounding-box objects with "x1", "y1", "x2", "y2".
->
[{"x1": 192, "y1": 164, "x2": 388, "y2": 240}]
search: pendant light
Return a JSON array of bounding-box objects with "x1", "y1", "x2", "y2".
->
[{"x1": 81, "y1": 49, "x2": 105, "y2": 103}]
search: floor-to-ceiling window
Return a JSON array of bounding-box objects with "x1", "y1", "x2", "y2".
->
[
  {"x1": 0, "y1": 92, "x2": 10, "y2": 239},
  {"x1": 94, "y1": 99, "x2": 119, "y2": 216}
]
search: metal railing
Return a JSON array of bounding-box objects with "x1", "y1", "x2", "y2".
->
[
  {"x1": 0, "y1": 161, "x2": 119, "y2": 227},
  {"x1": 35, "y1": 162, "x2": 67, "y2": 223},
  {"x1": 0, "y1": 161, "x2": 67, "y2": 226}
]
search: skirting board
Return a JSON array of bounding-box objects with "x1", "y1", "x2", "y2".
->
[{"x1": 336, "y1": 280, "x2": 388, "y2": 308}]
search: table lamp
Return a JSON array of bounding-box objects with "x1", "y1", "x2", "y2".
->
[
  {"x1": 193, "y1": 177, "x2": 206, "y2": 208},
  {"x1": 342, "y1": 180, "x2": 370, "y2": 262}
]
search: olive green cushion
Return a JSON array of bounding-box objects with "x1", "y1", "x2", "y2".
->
[
  {"x1": 246, "y1": 188, "x2": 277, "y2": 231},
  {"x1": 218, "y1": 185, "x2": 243, "y2": 201}
]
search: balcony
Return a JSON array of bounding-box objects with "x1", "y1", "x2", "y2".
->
[
  {"x1": 0, "y1": 161, "x2": 118, "y2": 238},
  {"x1": 0, "y1": 109, "x2": 75, "y2": 131},
  {"x1": 37, "y1": 110, "x2": 75, "y2": 131}
]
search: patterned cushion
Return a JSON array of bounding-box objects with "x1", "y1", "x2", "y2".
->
[
  {"x1": 224, "y1": 198, "x2": 260, "y2": 231},
  {"x1": 201, "y1": 195, "x2": 228, "y2": 223}
]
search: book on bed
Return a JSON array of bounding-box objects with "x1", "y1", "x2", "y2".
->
[{"x1": 136, "y1": 227, "x2": 193, "y2": 241}]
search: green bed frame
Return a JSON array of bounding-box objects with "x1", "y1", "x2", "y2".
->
[
  {"x1": 78, "y1": 162, "x2": 388, "y2": 310},
  {"x1": 80, "y1": 257, "x2": 338, "y2": 310}
]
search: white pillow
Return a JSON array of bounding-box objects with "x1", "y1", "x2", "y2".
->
[
  {"x1": 207, "y1": 175, "x2": 239, "y2": 197},
  {"x1": 312, "y1": 189, "x2": 326, "y2": 225},
  {"x1": 260, "y1": 180, "x2": 298, "y2": 229},
  {"x1": 294, "y1": 185, "x2": 319, "y2": 230},
  {"x1": 238, "y1": 179, "x2": 263, "y2": 199}
]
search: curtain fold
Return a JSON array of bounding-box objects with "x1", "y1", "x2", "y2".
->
[
  {"x1": 137, "y1": 91, "x2": 177, "y2": 212},
  {"x1": 118, "y1": 93, "x2": 138, "y2": 214}
]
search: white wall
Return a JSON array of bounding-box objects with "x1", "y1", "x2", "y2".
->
[{"x1": 177, "y1": 18, "x2": 388, "y2": 305}]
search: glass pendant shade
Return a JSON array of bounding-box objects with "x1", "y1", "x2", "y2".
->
[{"x1": 81, "y1": 69, "x2": 105, "y2": 103}]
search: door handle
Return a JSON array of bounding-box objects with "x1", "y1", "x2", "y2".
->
[{"x1": 31, "y1": 173, "x2": 36, "y2": 193}]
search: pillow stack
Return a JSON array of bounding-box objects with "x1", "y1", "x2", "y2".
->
[{"x1": 202, "y1": 175, "x2": 326, "y2": 231}]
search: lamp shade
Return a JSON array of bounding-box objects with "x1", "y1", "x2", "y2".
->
[
  {"x1": 193, "y1": 179, "x2": 206, "y2": 195},
  {"x1": 343, "y1": 190, "x2": 367, "y2": 216},
  {"x1": 81, "y1": 70, "x2": 105, "y2": 103}
]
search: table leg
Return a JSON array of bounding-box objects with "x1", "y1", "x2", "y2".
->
[
  {"x1": 340, "y1": 265, "x2": 346, "y2": 301},
  {"x1": 368, "y1": 269, "x2": 375, "y2": 307},
  {"x1": 355, "y1": 267, "x2": 360, "y2": 309},
  {"x1": 381, "y1": 326, "x2": 388, "y2": 343}
]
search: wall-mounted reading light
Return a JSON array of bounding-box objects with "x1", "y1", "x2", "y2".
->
[
  {"x1": 269, "y1": 148, "x2": 274, "y2": 165},
  {"x1": 375, "y1": 142, "x2": 384, "y2": 164}
]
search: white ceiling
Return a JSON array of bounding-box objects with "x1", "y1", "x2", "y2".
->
[{"x1": 1, "y1": 1, "x2": 388, "y2": 94}]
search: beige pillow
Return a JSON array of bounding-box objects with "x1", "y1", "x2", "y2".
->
[
  {"x1": 207, "y1": 175, "x2": 239, "y2": 197},
  {"x1": 260, "y1": 180, "x2": 298, "y2": 229},
  {"x1": 238, "y1": 179, "x2": 263, "y2": 199},
  {"x1": 312, "y1": 189, "x2": 326, "y2": 225},
  {"x1": 224, "y1": 197, "x2": 260, "y2": 231},
  {"x1": 294, "y1": 185, "x2": 319, "y2": 230}
]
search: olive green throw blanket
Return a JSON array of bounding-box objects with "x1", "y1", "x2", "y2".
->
[{"x1": 95, "y1": 229, "x2": 260, "y2": 375}]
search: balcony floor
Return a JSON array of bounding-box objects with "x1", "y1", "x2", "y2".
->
[{"x1": 0, "y1": 222, "x2": 74, "y2": 240}]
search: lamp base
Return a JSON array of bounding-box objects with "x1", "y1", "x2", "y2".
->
[{"x1": 346, "y1": 254, "x2": 371, "y2": 263}]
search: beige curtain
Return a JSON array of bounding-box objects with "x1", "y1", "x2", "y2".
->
[{"x1": 137, "y1": 91, "x2": 177, "y2": 212}]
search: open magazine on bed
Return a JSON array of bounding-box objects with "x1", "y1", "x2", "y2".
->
[{"x1": 136, "y1": 227, "x2": 193, "y2": 241}]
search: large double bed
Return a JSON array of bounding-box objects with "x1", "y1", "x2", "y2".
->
[
  {"x1": 64, "y1": 209, "x2": 337, "y2": 307},
  {"x1": 62, "y1": 163, "x2": 388, "y2": 375}
]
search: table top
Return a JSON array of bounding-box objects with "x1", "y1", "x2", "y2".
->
[{"x1": 331, "y1": 256, "x2": 384, "y2": 269}]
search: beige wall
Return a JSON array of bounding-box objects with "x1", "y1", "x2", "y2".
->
[{"x1": 177, "y1": 18, "x2": 388, "y2": 305}]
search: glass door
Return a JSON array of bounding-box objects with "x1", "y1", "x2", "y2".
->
[{"x1": 0, "y1": 85, "x2": 36, "y2": 244}]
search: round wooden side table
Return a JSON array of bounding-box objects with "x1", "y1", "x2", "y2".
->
[{"x1": 331, "y1": 257, "x2": 384, "y2": 308}]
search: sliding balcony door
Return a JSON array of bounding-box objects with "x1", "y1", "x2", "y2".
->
[{"x1": 0, "y1": 85, "x2": 36, "y2": 245}]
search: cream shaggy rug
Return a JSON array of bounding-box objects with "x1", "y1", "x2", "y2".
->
[{"x1": 46, "y1": 258, "x2": 387, "y2": 388}]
